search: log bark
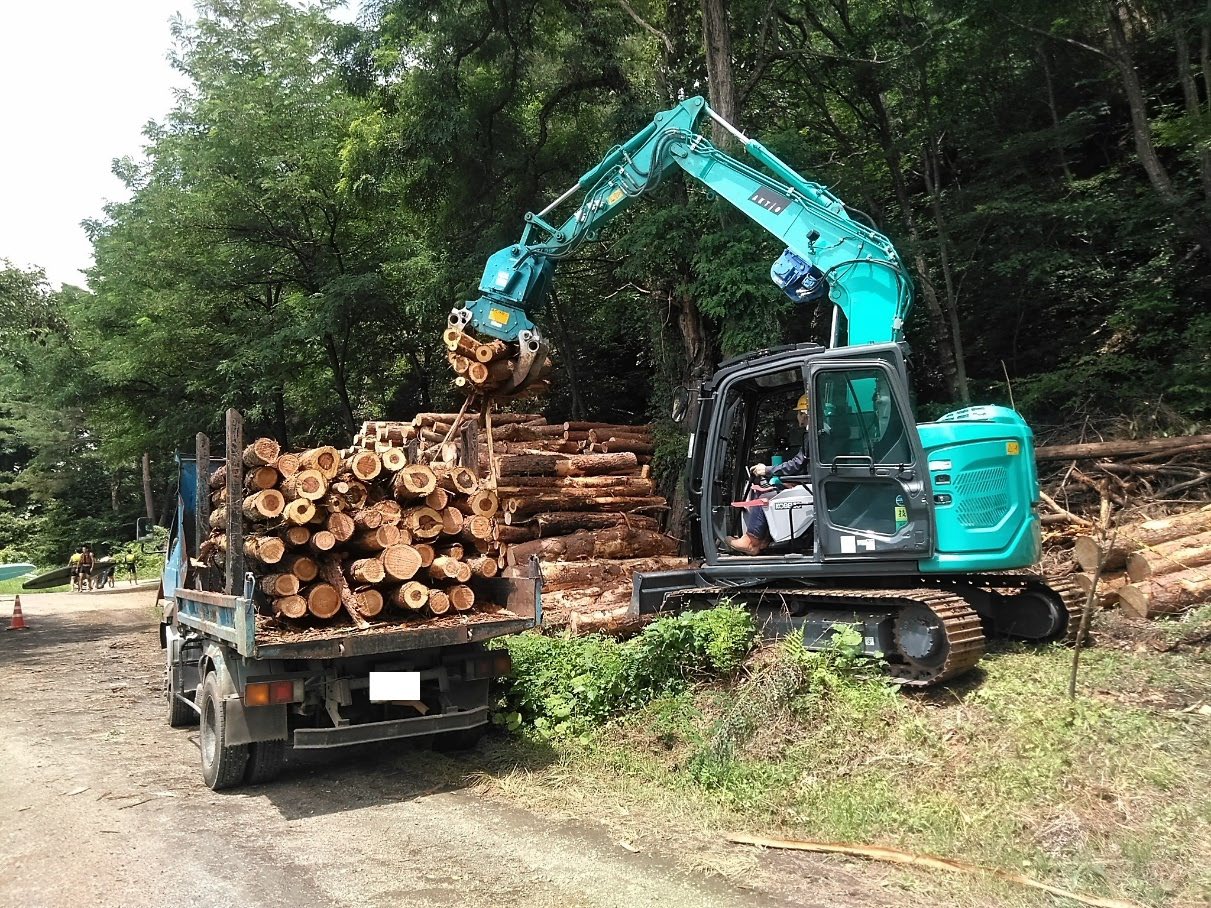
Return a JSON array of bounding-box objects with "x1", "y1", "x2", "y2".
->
[
  {"x1": 500, "y1": 481, "x2": 655, "y2": 500},
  {"x1": 506, "y1": 527, "x2": 679, "y2": 565},
  {"x1": 260, "y1": 573, "x2": 300, "y2": 597},
  {"x1": 274, "y1": 594, "x2": 308, "y2": 619},
  {"x1": 1034, "y1": 434, "x2": 1211, "y2": 461},
  {"x1": 242, "y1": 437, "x2": 281, "y2": 467},
  {"x1": 242, "y1": 489, "x2": 285, "y2": 521},
  {"x1": 300, "y1": 446, "x2": 342, "y2": 480},
  {"x1": 281, "y1": 469, "x2": 327, "y2": 502},
  {"x1": 282, "y1": 498, "x2": 317, "y2": 526},
  {"x1": 524, "y1": 556, "x2": 688, "y2": 591},
  {"x1": 208, "y1": 506, "x2": 228, "y2": 531},
  {"x1": 494, "y1": 451, "x2": 639, "y2": 477},
  {"x1": 303, "y1": 582, "x2": 341, "y2": 620},
  {"x1": 504, "y1": 496, "x2": 666, "y2": 522},
  {"x1": 380, "y1": 544, "x2": 422, "y2": 582},
  {"x1": 349, "y1": 557, "x2": 386, "y2": 585},
  {"x1": 244, "y1": 536, "x2": 286, "y2": 565},
  {"x1": 1074, "y1": 506, "x2": 1211, "y2": 571},
  {"x1": 1125, "y1": 529, "x2": 1211, "y2": 582},
  {"x1": 534, "y1": 512, "x2": 660, "y2": 536},
  {"x1": 1119, "y1": 567, "x2": 1211, "y2": 619},
  {"x1": 355, "y1": 588, "x2": 384, "y2": 618},
  {"x1": 209, "y1": 464, "x2": 227, "y2": 490},
  {"x1": 319, "y1": 557, "x2": 370, "y2": 628},
  {"x1": 496, "y1": 524, "x2": 539, "y2": 543}
]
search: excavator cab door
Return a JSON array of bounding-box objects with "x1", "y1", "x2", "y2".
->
[{"x1": 804, "y1": 346, "x2": 933, "y2": 560}]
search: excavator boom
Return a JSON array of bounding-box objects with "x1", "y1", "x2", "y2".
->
[{"x1": 448, "y1": 97, "x2": 912, "y2": 392}]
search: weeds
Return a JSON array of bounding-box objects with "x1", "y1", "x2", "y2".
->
[{"x1": 492, "y1": 605, "x2": 757, "y2": 739}]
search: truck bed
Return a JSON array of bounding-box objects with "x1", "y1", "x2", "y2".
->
[{"x1": 171, "y1": 574, "x2": 539, "y2": 660}]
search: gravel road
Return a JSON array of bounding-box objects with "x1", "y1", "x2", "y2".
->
[{"x1": 0, "y1": 589, "x2": 895, "y2": 908}]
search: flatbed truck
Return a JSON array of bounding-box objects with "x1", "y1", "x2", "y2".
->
[{"x1": 157, "y1": 411, "x2": 539, "y2": 789}]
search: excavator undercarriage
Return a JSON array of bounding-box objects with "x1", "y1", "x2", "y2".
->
[{"x1": 640, "y1": 573, "x2": 1083, "y2": 687}]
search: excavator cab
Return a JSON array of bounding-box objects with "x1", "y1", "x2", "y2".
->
[{"x1": 690, "y1": 343, "x2": 932, "y2": 566}]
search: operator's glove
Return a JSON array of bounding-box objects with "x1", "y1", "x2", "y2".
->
[{"x1": 750, "y1": 463, "x2": 771, "y2": 479}]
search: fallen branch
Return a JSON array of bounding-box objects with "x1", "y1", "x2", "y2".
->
[{"x1": 725, "y1": 833, "x2": 1143, "y2": 908}]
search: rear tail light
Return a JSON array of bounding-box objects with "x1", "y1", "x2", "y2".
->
[
  {"x1": 465, "y1": 651, "x2": 513, "y2": 680},
  {"x1": 244, "y1": 679, "x2": 304, "y2": 707}
]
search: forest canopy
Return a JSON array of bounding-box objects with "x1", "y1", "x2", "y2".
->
[{"x1": 2, "y1": 0, "x2": 1209, "y2": 563}]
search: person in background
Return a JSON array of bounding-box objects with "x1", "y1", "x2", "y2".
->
[
  {"x1": 69, "y1": 547, "x2": 84, "y2": 592},
  {"x1": 124, "y1": 550, "x2": 139, "y2": 584},
  {"x1": 79, "y1": 544, "x2": 96, "y2": 591}
]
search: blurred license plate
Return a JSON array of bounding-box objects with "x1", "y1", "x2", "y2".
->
[{"x1": 369, "y1": 671, "x2": 420, "y2": 702}]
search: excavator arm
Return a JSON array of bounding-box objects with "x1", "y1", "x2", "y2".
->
[{"x1": 448, "y1": 96, "x2": 912, "y2": 391}]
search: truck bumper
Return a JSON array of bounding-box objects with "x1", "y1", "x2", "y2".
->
[{"x1": 291, "y1": 706, "x2": 490, "y2": 749}]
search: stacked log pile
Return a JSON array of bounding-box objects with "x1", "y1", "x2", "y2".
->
[
  {"x1": 1070, "y1": 505, "x2": 1211, "y2": 619},
  {"x1": 196, "y1": 436, "x2": 504, "y2": 626},
  {"x1": 354, "y1": 412, "x2": 685, "y2": 629}
]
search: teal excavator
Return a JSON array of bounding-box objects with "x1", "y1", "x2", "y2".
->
[{"x1": 448, "y1": 96, "x2": 1079, "y2": 685}]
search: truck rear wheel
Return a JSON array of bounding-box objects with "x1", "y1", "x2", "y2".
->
[
  {"x1": 244, "y1": 740, "x2": 287, "y2": 785},
  {"x1": 199, "y1": 672, "x2": 249, "y2": 790}
]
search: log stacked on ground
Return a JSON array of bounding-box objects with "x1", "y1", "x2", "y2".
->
[{"x1": 1070, "y1": 505, "x2": 1211, "y2": 619}]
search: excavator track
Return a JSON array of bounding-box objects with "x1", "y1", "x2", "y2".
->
[{"x1": 667, "y1": 584, "x2": 986, "y2": 687}]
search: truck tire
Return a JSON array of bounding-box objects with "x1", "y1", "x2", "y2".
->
[
  {"x1": 165, "y1": 647, "x2": 197, "y2": 728},
  {"x1": 244, "y1": 740, "x2": 287, "y2": 785},
  {"x1": 198, "y1": 672, "x2": 249, "y2": 790}
]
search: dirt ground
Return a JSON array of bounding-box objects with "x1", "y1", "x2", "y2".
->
[{"x1": 0, "y1": 589, "x2": 893, "y2": 908}]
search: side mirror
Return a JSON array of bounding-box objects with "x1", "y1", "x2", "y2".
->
[
  {"x1": 671, "y1": 388, "x2": 690, "y2": 425},
  {"x1": 136, "y1": 517, "x2": 156, "y2": 541}
]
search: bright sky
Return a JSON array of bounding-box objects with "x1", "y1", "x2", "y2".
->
[{"x1": 0, "y1": 1, "x2": 193, "y2": 289}]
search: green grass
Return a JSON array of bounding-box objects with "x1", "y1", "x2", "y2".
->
[
  {"x1": 478, "y1": 630, "x2": 1211, "y2": 907},
  {"x1": 0, "y1": 576, "x2": 67, "y2": 594}
]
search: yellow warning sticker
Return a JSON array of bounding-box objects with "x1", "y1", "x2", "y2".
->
[
  {"x1": 607, "y1": 188, "x2": 625, "y2": 206},
  {"x1": 895, "y1": 506, "x2": 908, "y2": 523},
  {"x1": 489, "y1": 308, "x2": 511, "y2": 326},
  {"x1": 1007, "y1": 441, "x2": 1021, "y2": 455}
]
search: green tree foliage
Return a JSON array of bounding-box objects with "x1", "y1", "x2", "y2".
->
[{"x1": 3, "y1": 0, "x2": 1210, "y2": 559}]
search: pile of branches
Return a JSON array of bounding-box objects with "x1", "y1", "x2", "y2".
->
[{"x1": 1034, "y1": 433, "x2": 1211, "y2": 621}]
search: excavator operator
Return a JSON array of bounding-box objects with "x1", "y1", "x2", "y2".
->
[{"x1": 727, "y1": 393, "x2": 811, "y2": 555}]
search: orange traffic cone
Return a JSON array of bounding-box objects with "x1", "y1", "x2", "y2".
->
[{"x1": 8, "y1": 594, "x2": 27, "y2": 630}]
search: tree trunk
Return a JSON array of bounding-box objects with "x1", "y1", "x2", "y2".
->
[{"x1": 700, "y1": 0, "x2": 738, "y2": 149}]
